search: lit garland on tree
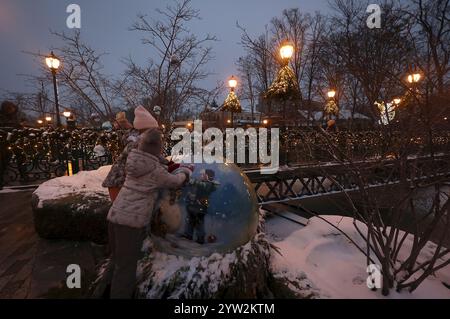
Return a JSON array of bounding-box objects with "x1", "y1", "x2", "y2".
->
[
  {"x1": 222, "y1": 91, "x2": 242, "y2": 113},
  {"x1": 265, "y1": 65, "x2": 299, "y2": 101},
  {"x1": 324, "y1": 100, "x2": 339, "y2": 116},
  {"x1": 375, "y1": 101, "x2": 396, "y2": 125}
]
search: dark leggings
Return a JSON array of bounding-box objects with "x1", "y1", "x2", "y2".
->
[{"x1": 108, "y1": 222, "x2": 144, "y2": 299}]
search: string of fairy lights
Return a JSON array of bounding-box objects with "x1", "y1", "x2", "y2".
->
[
  {"x1": 1, "y1": 127, "x2": 123, "y2": 165},
  {"x1": 0, "y1": 127, "x2": 449, "y2": 178},
  {"x1": 279, "y1": 129, "x2": 450, "y2": 163}
]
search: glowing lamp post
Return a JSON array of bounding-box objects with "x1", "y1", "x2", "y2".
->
[
  {"x1": 272, "y1": 42, "x2": 295, "y2": 127},
  {"x1": 280, "y1": 43, "x2": 294, "y2": 65},
  {"x1": 63, "y1": 110, "x2": 76, "y2": 130},
  {"x1": 223, "y1": 75, "x2": 241, "y2": 126},
  {"x1": 45, "y1": 52, "x2": 61, "y2": 70},
  {"x1": 407, "y1": 73, "x2": 421, "y2": 84},
  {"x1": 228, "y1": 76, "x2": 238, "y2": 92},
  {"x1": 45, "y1": 51, "x2": 62, "y2": 127},
  {"x1": 327, "y1": 90, "x2": 336, "y2": 99}
]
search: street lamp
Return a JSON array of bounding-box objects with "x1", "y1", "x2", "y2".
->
[
  {"x1": 407, "y1": 73, "x2": 421, "y2": 84},
  {"x1": 223, "y1": 75, "x2": 241, "y2": 126},
  {"x1": 280, "y1": 42, "x2": 294, "y2": 64},
  {"x1": 270, "y1": 42, "x2": 295, "y2": 128},
  {"x1": 45, "y1": 51, "x2": 62, "y2": 127},
  {"x1": 327, "y1": 90, "x2": 336, "y2": 99},
  {"x1": 45, "y1": 52, "x2": 60, "y2": 70},
  {"x1": 63, "y1": 110, "x2": 76, "y2": 130},
  {"x1": 228, "y1": 76, "x2": 237, "y2": 92},
  {"x1": 44, "y1": 116, "x2": 52, "y2": 128},
  {"x1": 393, "y1": 98, "x2": 402, "y2": 105},
  {"x1": 37, "y1": 119, "x2": 43, "y2": 125}
]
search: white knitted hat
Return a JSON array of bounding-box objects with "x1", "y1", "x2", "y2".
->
[{"x1": 133, "y1": 105, "x2": 158, "y2": 130}]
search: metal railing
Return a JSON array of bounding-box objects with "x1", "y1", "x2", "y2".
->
[
  {"x1": 1, "y1": 127, "x2": 449, "y2": 188},
  {"x1": 0, "y1": 128, "x2": 119, "y2": 186},
  {"x1": 246, "y1": 154, "x2": 450, "y2": 204}
]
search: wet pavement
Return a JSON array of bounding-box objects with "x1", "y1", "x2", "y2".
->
[{"x1": 0, "y1": 190, "x2": 103, "y2": 299}]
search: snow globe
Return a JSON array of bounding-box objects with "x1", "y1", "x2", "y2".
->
[{"x1": 150, "y1": 161, "x2": 259, "y2": 258}]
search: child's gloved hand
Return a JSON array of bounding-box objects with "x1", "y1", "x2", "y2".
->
[{"x1": 172, "y1": 166, "x2": 192, "y2": 186}]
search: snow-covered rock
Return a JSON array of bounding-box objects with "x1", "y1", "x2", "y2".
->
[
  {"x1": 33, "y1": 166, "x2": 111, "y2": 208},
  {"x1": 31, "y1": 166, "x2": 112, "y2": 244},
  {"x1": 135, "y1": 230, "x2": 273, "y2": 299}
]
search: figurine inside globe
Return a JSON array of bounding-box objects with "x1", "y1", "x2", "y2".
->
[{"x1": 150, "y1": 161, "x2": 259, "y2": 258}]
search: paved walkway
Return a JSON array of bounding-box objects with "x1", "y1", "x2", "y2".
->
[{"x1": 0, "y1": 190, "x2": 104, "y2": 299}]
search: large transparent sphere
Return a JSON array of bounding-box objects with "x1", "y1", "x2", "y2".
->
[{"x1": 151, "y1": 162, "x2": 259, "y2": 258}]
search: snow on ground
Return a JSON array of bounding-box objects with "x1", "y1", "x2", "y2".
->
[
  {"x1": 266, "y1": 214, "x2": 450, "y2": 299},
  {"x1": 33, "y1": 165, "x2": 111, "y2": 208}
]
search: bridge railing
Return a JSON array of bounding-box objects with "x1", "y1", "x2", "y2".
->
[
  {"x1": 246, "y1": 154, "x2": 450, "y2": 204},
  {"x1": 1, "y1": 127, "x2": 449, "y2": 187}
]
